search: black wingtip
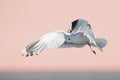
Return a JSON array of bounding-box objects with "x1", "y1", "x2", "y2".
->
[
  {"x1": 30, "y1": 53, "x2": 33, "y2": 56},
  {"x1": 25, "y1": 54, "x2": 29, "y2": 57},
  {"x1": 92, "y1": 50, "x2": 96, "y2": 55}
]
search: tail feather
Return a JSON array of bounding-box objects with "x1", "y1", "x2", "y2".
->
[{"x1": 95, "y1": 38, "x2": 107, "y2": 48}]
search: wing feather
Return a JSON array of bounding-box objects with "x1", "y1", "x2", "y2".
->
[
  {"x1": 71, "y1": 19, "x2": 98, "y2": 47},
  {"x1": 22, "y1": 30, "x2": 67, "y2": 57}
]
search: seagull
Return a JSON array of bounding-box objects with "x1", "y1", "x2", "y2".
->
[
  {"x1": 22, "y1": 19, "x2": 107, "y2": 57},
  {"x1": 68, "y1": 19, "x2": 107, "y2": 54}
]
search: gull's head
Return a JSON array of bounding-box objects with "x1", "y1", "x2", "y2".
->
[
  {"x1": 68, "y1": 19, "x2": 92, "y2": 33},
  {"x1": 65, "y1": 36, "x2": 73, "y2": 44}
]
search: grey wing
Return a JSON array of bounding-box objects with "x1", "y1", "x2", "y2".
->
[
  {"x1": 22, "y1": 31, "x2": 66, "y2": 57},
  {"x1": 81, "y1": 27, "x2": 95, "y2": 44},
  {"x1": 71, "y1": 19, "x2": 106, "y2": 49},
  {"x1": 72, "y1": 23, "x2": 98, "y2": 48},
  {"x1": 78, "y1": 26, "x2": 103, "y2": 49}
]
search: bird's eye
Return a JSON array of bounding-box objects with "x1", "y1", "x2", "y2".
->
[{"x1": 68, "y1": 38, "x2": 70, "y2": 40}]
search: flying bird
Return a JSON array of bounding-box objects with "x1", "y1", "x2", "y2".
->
[{"x1": 22, "y1": 19, "x2": 107, "y2": 57}]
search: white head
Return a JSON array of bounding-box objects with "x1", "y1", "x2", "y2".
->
[{"x1": 65, "y1": 35, "x2": 73, "y2": 44}]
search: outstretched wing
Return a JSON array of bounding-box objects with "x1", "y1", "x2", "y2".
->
[
  {"x1": 22, "y1": 30, "x2": 66, "y2": 57},
  {"x1": 71, "y1": 19, "x2": 98, "y2": 47}
]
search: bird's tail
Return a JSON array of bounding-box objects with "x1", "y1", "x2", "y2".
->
[{"x1": 94, "y1": 38, "x2": 107, "y2": 48}]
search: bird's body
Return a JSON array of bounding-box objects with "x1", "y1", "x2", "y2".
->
[
  {"x1": 22, "y1": 19, "x2": 107, "y2": 57},
  {"x1": 65, "y1": 32, "x2": 89, "y2": 45}
]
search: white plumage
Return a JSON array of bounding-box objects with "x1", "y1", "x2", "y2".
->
[{"x1": 22, "y1": 19, "x2": 107, "y2": 57}]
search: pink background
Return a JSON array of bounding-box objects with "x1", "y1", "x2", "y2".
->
[{"x1": 0, "y1": 0, "x2": 120, "y2": 72}]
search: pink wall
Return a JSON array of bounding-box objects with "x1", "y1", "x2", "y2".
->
[{"x1": 0, "y1": 0, "x2": 120, "y2": 72}]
